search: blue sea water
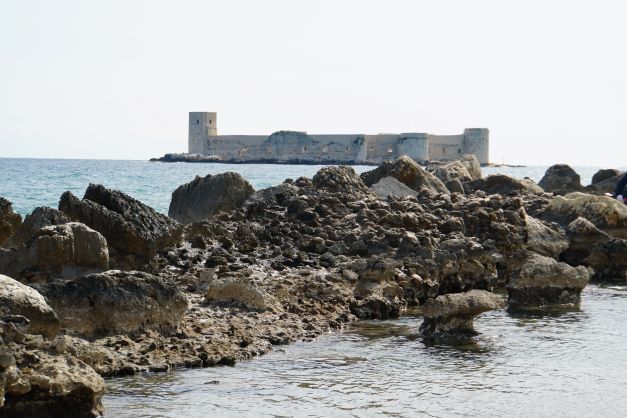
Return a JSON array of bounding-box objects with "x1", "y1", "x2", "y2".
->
[{"x1": 0, "y1": 158, "x2": 623, "y2": 217}]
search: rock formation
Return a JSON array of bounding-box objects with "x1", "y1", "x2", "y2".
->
[
  {"x1": 168, "y1": 172, "x2": 255, "y2": 223},
  {"x1": 0, "y1": 198, "x2": 21, "y2": 247},
  {"x1": 11, "y1": 206, "x2": 70, "y2": 245},
  {"x1": 419, "y1": 290, "x2": 504, "y2": 336},
  {"x1": 361, "y1": 155, "x2": 448, "y2": 195},
  {"x1": 538, "y1": 164, "x2": 586, "y2": 195}
]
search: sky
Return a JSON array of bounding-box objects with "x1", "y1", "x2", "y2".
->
[{"x1": 0, "y1": 0, "x2": 626, "y2": 166}]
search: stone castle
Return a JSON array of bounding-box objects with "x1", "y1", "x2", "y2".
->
[{"x1": 187, "y1": 112, "x2": 489, "y2": 164}]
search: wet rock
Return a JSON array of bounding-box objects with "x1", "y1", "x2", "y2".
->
[
  {"x1": 369, "y1": 176, "x2": 417, "y2": 199},
  {"x1": 468, "y1": 174, "x2": 543, "y2": 196},
  {"x1": 312, "y1": 166, "x2": 371, "y2": 195},
  {"x1": 0, "y1": 275, "x2": 60, "y2": 339},
  {"x1": 59, "y1": 184, "x2": 182, "y2": 263},
  {"x1": 582, "y1": 238, "x2": 627, "y2": 282},
  {"x1": 541, "y1": 192, "x2": 627, "y2": 238},
  {"x1": 36, "y1": 270, "x2": 188, "y2": 338},
  {"x1": 205, "y1": 278, "x2": 281, "y2": 312},
  {"x1": 168, "y1": 172, "x2": 255, "y2": 223},
  {"x1": 592, "y1": 168, "x2": 622, "y2": 185},
  {"x1": 11, "y1": 206, "x2": 70, "y2": 245},
  {"x1": 351, "y1": 259, "x2": 405, "y2": 319},
  {"x1": 561, "y1": 217, "x2": 610, "y2": 266},
  {"x1": 586, "y1": 170, "x2": 624, "y2": 194},
  {"x1": 0, "y1": 198, "x2": 21, "y2": 247},
  {"x1": 419, "y1": 290, "x2": 504, "y2": 336},
  {"x1": 507, "y1": 252, "x2": 590, "y2": 308},
  {"x1": 0, "y1": 346, "x2": 105, "y2": 417},
  {"x1": 361, "y1": 156, "x2": 449, "y2": 194},
  {"x1": 538, "y1": 164, "x2": 586, "y2": 195}
]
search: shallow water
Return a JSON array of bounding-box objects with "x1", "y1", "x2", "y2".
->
[
  {"x1": 104, "y1": 285, "x2": 627, "y2": 417},
  {"x1": 1, "y1": 158, "x2": 623, "y2": 217}
]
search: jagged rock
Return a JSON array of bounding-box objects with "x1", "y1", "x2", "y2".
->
[
  {"x1": 467, "y1": 174, "x2": 544, "y2": 196},
  {"x1": 524, "y1": 214, "x2": 568, "y2": 258},
  {"x1": 361, "y1": 156, "x2": 449, "y2": 194},
  {"x1": 350, "y1": 259, "x2": 405, "y2": 320},
  {"x1": 444, "y1": 179, "x2": 465, "y2": 194},
  {"x1": 541, "y1": 192, "x2": 627, "y2": 238},
  {"x1": 168, "y1": 172, "x2": 255, "y2": 223},
  {"x1": 35, "y1": 270, "x2": 188, "y2": 338},
  {"x1": 0, "y1": 346, "x2": 105, "y2": 417},
  {"x1": 205, "y1": 278, "x2": 281, "y2": 312},
  {"x1": 460, "y1": 155, "x2": 482, "y2": 180},
  {"x1": 584, "y1": 239, "x2": 627, "y2": 282},
  {"x1": 538, "y1": 164, "x2": 586, "y2": 195},
  {"x1": 0, "y1": 275, "x2": 60, "y2": 339},
  {"x1": 369, "y1": 176, "x2": 417, "y2": 199},
  {"x1": 312, "y1": 166, "x2": 371, "y2": 195},
  {"x1": 561, "y1": 217, "x2": 610, "y2": 267},
  {"x1": 0, "y1": 198, "x2": 21, "y2": 247},
  {"x1": 507, "y1": 252, "x2": 591, "y2": 308},
  {"x1": 256, "y1": 182, "x2": 299, "y2": 204},
  {"x1": 586, "y1": 170, "x2": 624, "y2": 194},
  {"x1": 12, "y1": 206, "x2": 70, "y2": 245},
  {"x1": 419, "y1": 290, "x2": 504, "y2": 336},
  {"x1": 59, "y1": 184, "x2": 182, "y2": 263},
  {"x1": 0, "y1": 222, "x2": 109, "y2": 283},
  {"x1": 432, "y1": 160, "x2": 473, "y2": 183},
  {"x1": 592, "y1": 169, "x2": 622, "y2": 185}
]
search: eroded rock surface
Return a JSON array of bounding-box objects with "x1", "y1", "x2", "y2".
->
[
  {"x1": 0, "y1": 198, "x2": 21, "y2": 247},
  {"x1": 538, "y1": 164, "x2": 586, "y2": 195},
  {"x1": 168, "y1": 172, "x2": 255, "y2": 223},
  {"x1": 419, "y1": 290, "x2": 504, "y2": 336},
  {"x1": 12, "y1": 206, "x2": 70, "y2": 246},
  {"x1": 369, "y1": 176, "x2": 417, "y2": 199},
  {"x1": 361, "y1": 155, "x2": 448, "y2": 194}
]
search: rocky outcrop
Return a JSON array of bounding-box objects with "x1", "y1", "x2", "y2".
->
[
  {"x1": 12, "y1": 206, "x2": 70, "y2": 245},
  {"x1": 350, "y1": 259, "x2": 405, "y2": 320},
  {"x1": 586, "y1": 169, "x2": 624, "y2": 194},
  {"x1": 312, "y1": 166, "x2": 371, "y2": 195},
  {"x1": 168, "y1": 172, "x2": 255, "y2": 223},
  {"x1": 507, "y1": 252, "x2": 591, "y2": 308},
  {"x1": 361, "y1": 156, "x2": 448, "y2": 195},
  {"x1": 523, "y1": 214, "x2": 569, "y2": 258},
  {"x1": 460, "y1": 155, "x2": 482, "y2": 180},
  {"x1": 205, "y1": 277, "x2": 281, "y2": 312},
  {"x1": 467, "y1": 174, "x2": 544, "y2": 196},
  {"x1": 419, "y1": 290, "x2": 504, "y2": 336},
  {"x1": 59, "y1": 184, "x2": 182, "y2": 265},
  {"x1": 369, "y1": 176, "x2": 417, "y2": 199},
  {"x1": 0, "y1": 222, "x2": 109, "y2": 283},
  {"x1": 538, "y1": 164, "x2": 586, "y2": 195},
  {"x1": 35, "y1": 270, "x2": 188, "y2": 338},
  {"x1": 432, "y1": 160, "x2": 473, "y2": 184},
  {"x1": 0, "y1": 198, "x2": 21, "y2": 247},
  {"x1": 541, "y1": 192, "x2": 627, "y2": 238},
  {"x1": 0, "y1": 275, "x2": 60, "y2": 339},
  {"x1": 583, "y1": 239, "x2": 627, "y2": 282}
]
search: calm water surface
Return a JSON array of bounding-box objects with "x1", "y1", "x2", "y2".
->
[{"x1": 104, "y1": 285, "x2": 627, "y2": 418}]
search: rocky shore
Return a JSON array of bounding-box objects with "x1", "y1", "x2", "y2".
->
[{"x1": 1, "y1": 156, "x2": 625, "y2": 416}]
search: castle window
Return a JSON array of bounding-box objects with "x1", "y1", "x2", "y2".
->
[
  {"x1": 303, "y1": 146, "x2": 307, "y2": 152},
  {"x1": 442, "y1": 147, "x2": 446, "y2": 154},
  {"x1": 197, "y1": 119, "x2": 199, "y2": 124},
  {"x1": 458, "y1": 148, "x2": 461, "y2": 154},
  {"x1": 209, "y1": 120, "x2": 212, "y2": 125},
  {"x1": 345, "y1": 146, "x2": 349, "y2": 152}
]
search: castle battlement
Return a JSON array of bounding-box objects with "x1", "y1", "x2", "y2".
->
[{"x1": 187, "y1": 112, "x2": 489, "y2": 164}]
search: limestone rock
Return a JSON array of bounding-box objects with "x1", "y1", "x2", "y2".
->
[
  {"x1": 419, "y1": 290, "x2": 504, "y2": 336},
  {"x1": 460, "y1": 155, "x2": 482, "y2": 180},
  {"x1": 369, "y1": 176, "x2": 417, "y2": 199},
  {"x1": 205, "y1": 278, "x2": 280, "y2": 312},
  {"x1": 361, "y1": 156, "x2": 449, "y2": 195},
  {"x1": 168, "y1": 172, "x2": 255, "y2": 223},
  {"x1": 256, "y1": 182, "x2": 299, "y2": 204},
  {"x1": 468, "y1": 174, "x2": 544, "y2": 196},
  {"x1": 350, "y1": 259, "x2": 405, "y2": 320},
  {"x1": 524, "y1": 215, "x2": 569, "y2": 258},
  {"x1": 507, "y1": 252, "x2": 591, "y2": 308},
  {"x1": 583, "y1": 238, "x2": 627, "y2": 282},
  {"x1": 541, "y1": 192, "x2": 627, "y2": 238},
  {"x1": 59, "y1": 184, "x2": 182, "y2": 262},
  {"x1": 592, "y1": 169, "x2": 622, "y2": 185},
  {"x1": 0, "y1": 198, "x2": 21, "y2": 247},
  {"x1": 312, "y1": 166, "x2": 371, "y2": 195},
  {"x1": 561, "y1": 217, "x2": 610, "y2": 267},
  {"x1": 586, "y1": 170, "x2": 624, "y2": 194},
  {"x1": 0, "y1": 347, "x2": 105, "y2": 417},
  {"x1": 12, "y1": 206, "x2": 70, "y2": 245},
  {"x1": 36, "y1": 270, "x2": 188, "y2": 338},
  {"x1": 0, "y1": 275, "x2": 60, "y2": 339},
  {"x1": 432, "y1": 160, "x2": 473, "y2": 183},
  {"x1": 538, "y1": 164, "x2": 586, "y2": 195}
]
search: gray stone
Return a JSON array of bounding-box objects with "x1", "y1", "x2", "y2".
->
[
  {"x1": 205, "y1": 278, "x2": 280, "y2": 312},
  {"x1": 0, "y1": 198, "x2": 21, "y2": 248},
  {"x1": 361, "y1": 156, "x2": 449, "y2": 195},
  {"x1": 370, "y1": 176, "x2": 417, "y2": 199},
  {"x1": 419, "y1": 290, "x2": 504, "y2": 336},
  {"x1": 468, "y1": 174, "x2": 544, "y2": 196},
  {"x1": 312, "y1": 166, "x2": 371, "y2": 195},
  {"x1": 12, "y1": 206, "x2": 70, "y2": 245},
  {"x1": 168, "y1": 172, "x2": 255, "y2": 223},
  {"x1": 524, "y1": 215, "x2": 569, "y2": 258},
  {"x1": 538, "y1": 164, "x2": 586, "y2": 195}
]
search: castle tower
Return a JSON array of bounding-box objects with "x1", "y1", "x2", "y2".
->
[
  {"x1": 463, "y1": 128, "x2": 489, "y2": 164},
  {"x1": 188, "y1": 112, "x2": 217, "y2": 154},
  {"x1": 397, "y1": 133, "x2": 429, "y2": 162}
]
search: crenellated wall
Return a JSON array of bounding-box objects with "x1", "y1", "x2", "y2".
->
[{"x1": 187, "y1": 112, "x2": 489, "y2": 164}]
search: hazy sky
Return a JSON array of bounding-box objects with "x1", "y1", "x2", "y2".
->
[{"x1": 1, "y1": 0, "x2": 626, "y2": 165}]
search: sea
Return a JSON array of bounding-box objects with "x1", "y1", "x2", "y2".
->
[{"x1": 1, "y1": 158, "x2": 626, "y2": 417}]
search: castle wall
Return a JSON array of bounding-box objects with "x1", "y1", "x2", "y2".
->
[
  {"x1": 427, "y1": 134, "x2": 466, "y2": 161},
  {"x1": 187, "y1": 112, "x2": 489, "y2": 164}
]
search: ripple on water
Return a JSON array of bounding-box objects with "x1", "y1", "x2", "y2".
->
[{"x1": 103, "y1": 286, "x2": 627, "y2": 417}]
